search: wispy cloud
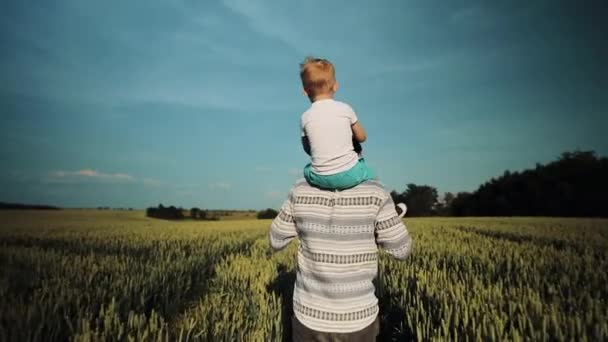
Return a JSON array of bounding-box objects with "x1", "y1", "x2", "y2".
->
[
  {"x1": 48, "y1": 169, "x2": 135, "y2": 183},
  {"x1": 368, "y1": 58, "x2": 447, "y2": 78},
  {"x1": 451, "y1": 6, "x2": 483, "y2": 22},
  {"x1": 208, "y1": 181, "x2": 232, "y2": 190},
  {"x1": 265, "y1": 190, "x2": 282, "y2": 199},
  {"x1": 141, "y1": 178, "x2": 163, "y2": 187},
  {"x1": 45, "y1": 169, "x2": 165, "y2": 188},
  {"x1": 176, "y1": 189, "x2": 196, "y2": 197},
  {"x1": 0, "y1": 1, "x2": 293, "y2": 113},
  {"x1": 220, "y1": 0, "x2": 304, "y2": 53},
  {"x1": 288, "y1": 168, "x2": 302, "y2": 176}
]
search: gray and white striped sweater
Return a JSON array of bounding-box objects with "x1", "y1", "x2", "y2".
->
[{"x1": 269, "y1": 179, "x2": 413, "y2": 333}]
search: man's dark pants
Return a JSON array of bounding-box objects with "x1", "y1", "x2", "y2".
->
[{"x1": 292, "y1": 315, "x2": 379, "y2": 342}]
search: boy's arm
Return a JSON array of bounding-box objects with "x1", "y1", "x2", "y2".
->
[
  {"x1": 352, "y1": 121, "x2": 367, "y2": 143},
  {"x1": 301, "y1": 119, "x2": 311, "y2": 156},
  {"x1": 301, "y1": 136, "x2": 311, "y2": 156},
  {"x1": 269, "y1": 189, "x2": 298, "y2": 251},
  {"x1": 352, "y1": 137, "x2": 362, "y2": 155},
  {"x1": 374, "y1": 193, "x2": 412, "y2": 260}
]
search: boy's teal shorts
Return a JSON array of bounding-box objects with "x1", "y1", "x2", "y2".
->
[{"x1": 303, "y1": 158, "x2": 376, "y2": 190}]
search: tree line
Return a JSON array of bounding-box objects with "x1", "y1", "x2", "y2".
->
[
  {"x1": 145, "y1": 204, "x2": 272, "y2": 220},
  {"x1": 144, "y1": 150, "x2": 606, "y2": 219},
  {"x1": 0, "y1": 202, "x2": 60, "y2": 210},
  {"x1": 391, "y1": 150, "x2": 607, "y2": 217},
  {"x1": 146, "y1": 204, "x2": 219, "y2": 220}
]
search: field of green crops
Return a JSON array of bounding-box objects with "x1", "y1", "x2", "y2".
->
[{"x1": 0, "y1": 210, "x2": 607, "y2": 341}]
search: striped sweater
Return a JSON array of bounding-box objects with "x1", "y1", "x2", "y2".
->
[{"x1": 269, "y1": 179, "x2": 412, "y2": 333}]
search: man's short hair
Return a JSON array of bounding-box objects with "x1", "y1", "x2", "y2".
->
[{"x1": 299, "y1": 57, "x2": 336, "y2": 99}]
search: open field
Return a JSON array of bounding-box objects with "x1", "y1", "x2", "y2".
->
[{"x1": 0, "y1": 210, "x2": 607, "y2": 341}]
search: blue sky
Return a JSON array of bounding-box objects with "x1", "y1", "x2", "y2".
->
[{"x1": 1, "y1": 0, "x2": 606, "y2": 209}]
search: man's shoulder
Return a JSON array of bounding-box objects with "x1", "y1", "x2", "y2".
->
[
  {"x1": 291, "y1": 178, "x2": 311, "y2": 193},
  {"x1": 293, "y1": 178, "x2": 309, "y2": 189},
  {"x1": 346, "y1": 180, "x2": 389, "y2": 194}
]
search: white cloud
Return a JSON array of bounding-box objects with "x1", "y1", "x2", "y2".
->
[
  {"x1": 451, "y1": 6, "x2": 484, "y2": 22},
  {"x1": 265, "y1": 190, "x2": 282, "y2": 199},
  {"x1": 141, "y1": 178, "x2": 163, "y2": 187},
  {"x1": 372, "y1": 58, "x2": 447, "y2": 75},
  {"x1": 176, "y1": 189, "x2": 195, "y2": 197},
  {"x1": 208, "y1": 181, "x2": 232, "y2": 190},
  {"x1": 48, "y1": 169, "x2": 135, "y2": 183},
  {"x1": 288, "y1": 168, "x2": 302, "y2": 176},
  {"x1": 220, "y1": 0, "x2": 305, "y2": 53}
]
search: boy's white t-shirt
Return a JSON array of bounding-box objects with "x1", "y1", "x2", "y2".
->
[{"x1": 300, "y1": 99, "x2": 359, "y2": 176}]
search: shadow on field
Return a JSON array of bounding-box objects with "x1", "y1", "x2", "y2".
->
[
  {"x1": 267, "y1": 264, "x2": 296, "y2": 342},
  {"x1": 267, "y1": 265, "x2": 418, "y2": 341},
  {"x1": 455, "y1": 226, "x2": 584, "y2": 252},
  {"x1": 375, "y1": 273, "x2": 415, "y2": 341}
]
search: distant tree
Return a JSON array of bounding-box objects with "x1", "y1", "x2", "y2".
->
[
  {"x1": 146, "y1": 204, "x2": 184, "y2": 220},
  {"x1": 191, "y1": 207, "x2": 200, "y2": 219},
  {"x1": 391, "y1": 184, "x2": 438, "y2": 216},
  {"x1": 443, "y1": 192, "x2": 455, "y2": 208},
  {"x1": 0, "y1": 202, "x2": 60, "y2": 210},
  {"x1": 450, "y1": 192, "x2": 473, "y2": 216},
  {"x1": 433, "y1": 192, "x2": 455, "y2": 216},
  {"x1": 406, "y1": 184, "x2": 438, "y2": 216},
  {"x1": 189, "y1": 207, "x2": 209, "y2": 220},
  {"x1": 447, "y1": 150, "x2": 608, "y2": 217},
  {"x1": 257, "y1": 208, "x2": 278, "y2": 219},
  {"x1": 439, "y1": 192, "x2": 455, "y2": 215}
]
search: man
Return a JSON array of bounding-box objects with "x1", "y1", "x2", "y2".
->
[{"x1": 269, "y1": 179, "x2": 413, "y2": 341}]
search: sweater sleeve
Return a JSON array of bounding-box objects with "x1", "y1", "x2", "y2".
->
[
  {"x1": 269, "y1": 189, "x2": 298, "y2": 251},
  {"x1": 374, "y1": 193, "x2": 412, "y2": 260}
]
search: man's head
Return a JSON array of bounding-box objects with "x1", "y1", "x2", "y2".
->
[{"x1": 299, "y1": 56, "x2": 338, "y2": 102}]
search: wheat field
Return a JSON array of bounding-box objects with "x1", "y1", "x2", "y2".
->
[{"x1": 0, "y1": 210, "x2": 606, "y2": 341}]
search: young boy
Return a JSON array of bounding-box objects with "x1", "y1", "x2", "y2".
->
[{"x1": 299, "y1": 57, "x2": 407, "y2": 216}]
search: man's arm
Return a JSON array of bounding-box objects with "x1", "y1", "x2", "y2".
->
[
  {"x1": 374, "y1": 194, "x2": 412, "y2": 260},
  {"x1": 269, "y1": 190, "x2": 298, "y2": 251}
]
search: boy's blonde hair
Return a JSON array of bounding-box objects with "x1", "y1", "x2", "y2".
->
[{"x1": 299, "y1": 57, "x2": 336, "y2": 99}]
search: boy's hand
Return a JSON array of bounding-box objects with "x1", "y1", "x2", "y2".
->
[
  {"x1": 353, "y1": 137, "x2": 362, "y2": 155},
  {"x1": 301, "y1": 136, "x2": 312, "y2": 156}
]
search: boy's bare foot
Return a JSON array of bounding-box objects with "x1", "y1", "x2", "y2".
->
[{"x1": 396, "y1": 203, "x2": 407, "y2": 218}]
